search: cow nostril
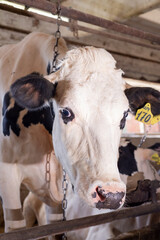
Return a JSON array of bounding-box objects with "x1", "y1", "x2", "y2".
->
[{"x1": 96, "y1": 186, "x2": 106, "y2": 202}]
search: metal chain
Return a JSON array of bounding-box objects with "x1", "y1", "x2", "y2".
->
[
  {"x1": 62, "y1": 168, "x2": 68, "y2": 240},
  {"x1": 52, "y1": 2, "x2": 68, "y2": 239},
  {"x1": 45, "y1": 154, "x2": 51, "y2": 189},
  {"x1": 137, "y1": 125, "x2": 151, "y2": 148},
  {"x1": 51, "y1": 0, "x2": 62, "y2": 73},
  {"x1": 45, "y1": 155, "x2": 68, "y2": 239}
]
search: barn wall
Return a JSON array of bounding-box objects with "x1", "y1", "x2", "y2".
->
[{"x1": 0, "y1": 4, "x2": 160, "y2": 82}]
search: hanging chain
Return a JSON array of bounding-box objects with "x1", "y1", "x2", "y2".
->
[
  {"x1": 61, "y1": 168, "x2": 68, "y2": 240},
  {"x1": 45, "y1": 154, "x2": 51, "y2": 189},
  {"x1": 51, "y1": 1, "x2": 68, "y2": 239},
  {"x1": 45, "y1": 155, "x2": 68, "y2": 239},
  {"x1": 51, "y1": 0, "x2": 62, "y2": 73},
  {"x1": 137, "y1": 125, "x2": 151, "y2": 148}
]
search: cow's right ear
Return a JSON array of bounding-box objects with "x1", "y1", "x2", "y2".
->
[
  {"x1": 124, "y1": 87, "x2": 160, "y2": 116},
  {"x1": 10, "y1": 72, "x2": 57, "y2": 110}
]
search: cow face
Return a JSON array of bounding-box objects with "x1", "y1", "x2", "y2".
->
[{"x1": 10, "y1": 47, "x2": 160, "y2": 209}]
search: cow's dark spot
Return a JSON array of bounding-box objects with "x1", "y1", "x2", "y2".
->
[
  {"x1": 118, "y1": 142, "x2": 138, "y2": 176},
  {"x1": 47, "y1": 62, "x2": 51, "y2": 75},
  {"x1": 2, "y1": 92, "x2": 24, "y2": 136},
  {"x1": 2, "y1": 91, "x2": 11, "y2": 116},
  {"x1": 2, "y1": 91, "x2": 54, "y2": 136},
  {"x1": 22, "y1": 107, "x2": 53, "y2": 134}
]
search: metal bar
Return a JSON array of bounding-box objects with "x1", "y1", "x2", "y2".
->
[
  {"x1": 0, "y1": 203, "x2": 160, "y2": 240},
  {"x1": 9, "y1": 0, "x2": 160, "y2": 45},
  {"x1": 1, "y1": 3, "x2": 160, "y2": 51}
]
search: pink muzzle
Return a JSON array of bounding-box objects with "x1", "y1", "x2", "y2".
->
[{"x1": 91, "y1": 184, "x2": 125, "y2": 209}]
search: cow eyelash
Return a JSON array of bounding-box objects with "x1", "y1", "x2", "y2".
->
[{"x1": 60, "y1": 107, "x2": 75, "y2": 124}]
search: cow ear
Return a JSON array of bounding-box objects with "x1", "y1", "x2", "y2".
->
[
  {"x1": 10, "y1": 72, "x2": 57, "y2": 110},
  {"x1": 125, "y1": 87, "x2": 160, "y2": 116}
]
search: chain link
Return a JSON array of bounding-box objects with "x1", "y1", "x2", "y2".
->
[
  {"x1": 45, "y1": 154, "x2": 51, "y2": 189},
  {"x1": 45, "y1": 155, "x2": 68, "y2": 239},
  {"x1": 61, "y1": 168, "x2": 68, "y2": 240},
  {"x1": 137, "y1": 125, "x2": 151, "y2": 148},
  {"x1": 51, "y1": 0, "x2": 62, "y2": 73},
  {"x1": 62, "y1": 168, "x2": 68, "y2": 220}
]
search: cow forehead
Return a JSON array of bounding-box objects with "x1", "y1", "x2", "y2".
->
[
  {"x1": 55, "y1": 46, "x2": 127, "y2": 115},
  {"x1": 59, "y1": 46, "x2": 123, "y2": 83}
]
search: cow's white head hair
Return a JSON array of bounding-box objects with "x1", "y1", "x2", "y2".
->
[{"x1": 50, "y1": 47, "x2": 128, "y2": 207}]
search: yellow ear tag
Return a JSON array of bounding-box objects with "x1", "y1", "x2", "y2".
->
[
  {"x1": 135, "y1": 103, "x2": 160, "y2": 125},
  {"x1": 151, "y1": 153, "x2": 160, "y2": 165}
]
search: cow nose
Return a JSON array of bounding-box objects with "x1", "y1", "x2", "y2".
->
[{"x1": 92, "y1": 185, "x2": 125, "y2": 210}]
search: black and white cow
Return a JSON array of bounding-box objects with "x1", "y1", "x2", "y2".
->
[{"x1": 0, "y1": 32, "x2": 160, "y2": 235}]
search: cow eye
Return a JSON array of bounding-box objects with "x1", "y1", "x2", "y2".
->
[
  {"x1": 61, "y1": 108, "x2": 71, "y2": 117},
  {"x1": 60, "y1": 107, "x2": 75, "y2": 124}
]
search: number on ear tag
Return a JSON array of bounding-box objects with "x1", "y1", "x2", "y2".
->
[
  {"x1": 151, "y1": 153, "x2": 160, "y2": 165},
  {"x1": 135, "y1": 103, "x2": 160, "y2": 125}
]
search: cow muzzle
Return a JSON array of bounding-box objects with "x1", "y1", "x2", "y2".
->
[{"x1": 91, "y1": 182, "x2": 126, "y2": 210}]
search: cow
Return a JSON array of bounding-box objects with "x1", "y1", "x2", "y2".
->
[
  {"x1": 23, "y1": 140, "x2": 160, "y2": 239},
  {"x1": 0, "y1": 32, "x2": 160, "y2": 236}
]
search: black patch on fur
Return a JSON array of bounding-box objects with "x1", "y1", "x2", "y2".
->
[
  {"x1": 47, "y1": 62, "x2": 51, "y2": 75},
  {"x1": 49, "y1": 101, "x2": 55, "y2": 119},
  {"x1": 22, "y1": 107, "x2": 53, "y2": 134},
  {"x1": 2, "y1": 91, "x2": 54, "y2": 136},
  {"x1": 125, "y1": 87, "x2": 160, "y2": 116},
  {"x1": 118, "y1": 142, "x2": 138, "y2": 176},
  {"x1": 2, "y1": 91, "x2": 11, "y2": 116},
  {"x1": 2, "y1": 92, "x2": 24, "y2": 136}
]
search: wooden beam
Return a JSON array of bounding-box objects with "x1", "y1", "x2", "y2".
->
[
  {"x1": 0, "y1": 8, "x2": 160, "y2": 81},
  {"x1": 0, "y1": 7, "x2": 160, "y2": 61},
  {"x1": 1, "y1": 4, "x2": 160, "y2": 52},
  {"x1": 9, "y1": 0, "x2": 160, "y2": 44},
  {"x1": 0, "y1": 203, "x2": 160, "y2": 240},
  {"x1": 63, "y1": 0, "x2": 160, "y2": 21},
  {"x1": 72, "y1": 34, "x2": 160, "y2": 62},
  {"x1": 0, "y1": 28, "x2": 26, "y2": 46},
  {"x1": 125, "y1": 16, "x2": 160, "y2": 36},
  {"x1": 113, "y1": 53, "x2": 160, "y2": 82}
]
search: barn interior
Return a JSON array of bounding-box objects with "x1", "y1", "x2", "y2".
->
[
  {"x1": 0, "y1": 0, "x2": 160, "y2": 147},
  {"x1": 0, "y1": 0, "x2": 160, "y2": 239}
]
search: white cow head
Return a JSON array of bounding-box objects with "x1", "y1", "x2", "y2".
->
[{"x1": 10, "y1": 47, "x2": 160, "y2": 209}]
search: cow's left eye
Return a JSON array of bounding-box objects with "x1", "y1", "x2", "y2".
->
[{"x1": 60, "y1": 107, "x2": 75, "y2": 124}]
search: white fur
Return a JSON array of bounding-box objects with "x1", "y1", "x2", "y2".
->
[{"x1": 50, "y1": 47, "x2": 128, "y2": 206}]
